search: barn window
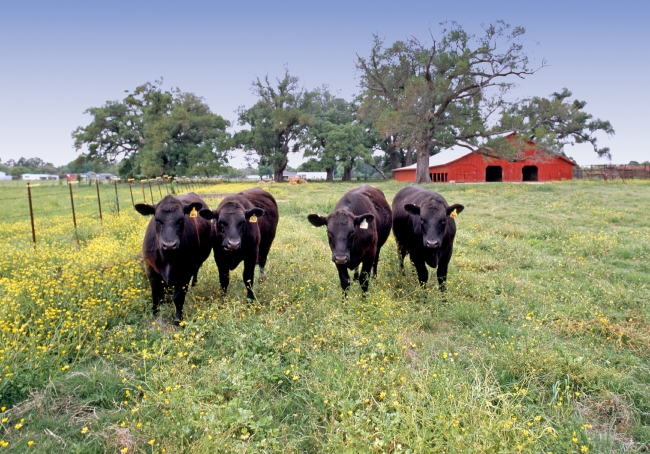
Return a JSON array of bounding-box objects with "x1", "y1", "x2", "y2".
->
[
  {"x1": 486, "y1": 166, "x2": 502, "y2": 182},
  {"x1": 429, "y1": 173, "x2": 449, "y2": 182},
  {"x1": 522, "y1": 166, "x2": 538, "y2": 181}
]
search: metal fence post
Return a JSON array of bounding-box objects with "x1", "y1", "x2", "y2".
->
[
  {"x1": 69, "y1": 181, "x2": 77, "y2": 229},
  {"x1": 95, "y1": 179, "x2": 103, "y2": 224},
  {"x1": 27, "y1": 182, "x2": 36, "y2": 248}
]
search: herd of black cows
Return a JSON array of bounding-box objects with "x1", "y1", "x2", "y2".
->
[{"x1": 134, "y1": 185, "x2": 464, "y2": 324}]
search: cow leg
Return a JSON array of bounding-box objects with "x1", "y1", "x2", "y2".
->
[
  {"x1": 219, "y1": 272, "x2": 230, "y2": 295},
  {"x1": 190, "y1": 270, "x2": 199, "y2": 287},
  {"x1": 258, "y1": 255, "x2": 267, "y2": 283},
  {"x1": 397, "y1": 243, "x2": 407, "y2": 273},
  {"x1": 337, "y1": 264, "x2": 351, "y2": 293},
  {"x1": 437, "y1": 250, "x2": 452, "y2": 293},
  {"x1": 353, "y1": 267, "x2": 360, "y2": 281},
  {"x1": 172, "y1": 283, "x2": 189, "y2": 326},
  {"x1": 372, "y1": 248, "x2": 382, "y2": 278},
  {"x1": 243, "y1": 258, "x2": 256, "y2": 300},
  {"x1": 413, "y1": 259, "x2": 429, "y2": 287},
  {"x1": 359, "y1": 259, "x2": 373, "y2": 294},
  {"x1": 145, "y1": 266, "x2": 164, "y2": 316}
]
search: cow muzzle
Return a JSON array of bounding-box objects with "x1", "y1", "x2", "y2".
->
[
  {"x1": 223, "y1": 239, "x2": 241, "y2": 251},
  {"x1": 424, "y1": 239, "x2": 439, "y2": 249},
  {"x1": 161, "y1": 240, "x2": 179, "y2": 251},
  {"x1": 332, "y1": 254, "x2": 349, "y2": 265}
]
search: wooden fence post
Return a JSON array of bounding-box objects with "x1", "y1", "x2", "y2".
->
[
  {"x1": 95, "y1": 179, "x2": 103, "y2": 224},
  {"x1": 157, "y1": 179, "x2": 163, "y2": 199},
  {"x1": 27, "y1": 182, "x2": 36, "y2": 248},
  {"x1": 114, "y1": 179, "x2": 120, "y2": 214},
  {"x1": 148, "y1": 180, "x2": 154, "y2": 203},
  {"x1": 69, "y1": 181, "x2": 77, "y2": 229},
  {"x1": 128, "y1": 180, "x2": 135, "y2": 207},
  {"x1": 141, "y1": 181, "x2": 147, "y2": 204}
]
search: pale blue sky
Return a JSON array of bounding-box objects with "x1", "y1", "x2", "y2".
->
[{"x1": 1, "y1": 0, "x2": 648, "y2": 167}]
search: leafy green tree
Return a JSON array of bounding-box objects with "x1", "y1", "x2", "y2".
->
[
  {"x1": 356, "y1": 38, "x2": 414, "y2": 171},
  {"x1": 235, "y1": 70, "x2": 315, "y2": 182},
  {"x1": 72, "y1": 81, "x2": 231, "y2": 178},
  {"x1": 357, "y1": 22, "x2": 538, "y2": 183},
  {"x1": 498, "y1": 88, "x2": 615, "y2": 158},
  {"x1": 297, "y1": 159, "x2": 325, "y2": 172},
  {"x1": 301, "y1": 88, "x2": 382, "y2": 181}
]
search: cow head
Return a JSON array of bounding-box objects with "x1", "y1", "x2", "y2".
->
[
  {"x1": 135, "y1": 196, "x2": 203, "y2": 252},
  {"x1": 308, "y1": 210, "x2": 374, "y2": 265},
  {"x1": 404, "y1": 201, "x2": 464, "y2": 249},
  {"x1": 199, "y1": 202, "x2": 264, "y2": 251}
]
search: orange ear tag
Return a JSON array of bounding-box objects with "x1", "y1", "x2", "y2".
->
[
  {"x1": 190, "y1": 207, "x2": 198, "y2": 218},
  {"x1": 360, "y1": 219, "x2": 368, "y2": 229},
  {"x1": 249, "y1": 214, "x2": 258, "y2": 223},
  {"x1": 449, "y1": 208, "x2": 457, "y2": 219}
]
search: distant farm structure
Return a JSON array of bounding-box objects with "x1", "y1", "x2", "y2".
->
[{"x1": 392, "y1": 146, "x2": 575, "y2": 183}]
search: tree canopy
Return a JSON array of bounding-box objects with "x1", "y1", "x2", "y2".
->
[
  {"x1": 72, "y1": 81, "x2": 231, "y2": 178},
  {"x1": 498, "y1": 88, "x2": 615, "y2": 159},
  {"x1": 235, "y1": 70, "x2": 315, "y2": 182},
  {"x1": 357, "y1": 22, "x2": 540, "y2": 183}
]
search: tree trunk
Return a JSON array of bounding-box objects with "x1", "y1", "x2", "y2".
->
[
  {"x1": 342, "y1": 166, "x2": 352, "y2": 181},
  {"x1": 405, "y1": 146, "x2": 414, "y2": 166},
  {"x1": 326, "y1": 167, "x2": 334, "y2": 182},
  {"x1": 415, "y1": 146, "x2": 431, "y2": 184},
  {"x1": 388, "y1": 141, "x2": 399, "y2": 170},
  {"x1": 273, "y1": 158, "x2": 288, "y2": 183}
]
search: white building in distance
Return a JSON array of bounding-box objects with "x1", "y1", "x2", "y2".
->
[
  {"x1": 22, "y1": 174, "x2": 59, "y2": 181},
  {"x1": 297, "y1": 172, "x2": 327, "y2": 180}
]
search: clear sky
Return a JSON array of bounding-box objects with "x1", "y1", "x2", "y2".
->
[{"x1": 1, "y1": 0, "x2": 648, "y2": 168}]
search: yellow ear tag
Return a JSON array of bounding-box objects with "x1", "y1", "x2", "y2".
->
[
  {"x1": 190, "y1": 207, "x2": 198, "y2": 218},
  {"x1": 449, "y1": 208, "x2": 458, "y2": 219},
  {"x1": 360, "y1": 219, "x2": 368, "y2": 229},
  {"x1": 249, "y1": 214, "x2": 258, "y2": 223}
]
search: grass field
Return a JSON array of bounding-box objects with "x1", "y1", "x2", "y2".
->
[{"x1": 0, "y1": 180, "x2": 648, "y2": 453}]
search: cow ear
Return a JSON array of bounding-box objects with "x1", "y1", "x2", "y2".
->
[
  {"x1": 447, "y1": 204, "x2": 464, "y2": 218},
  {"x1": 307, "y1": 214, "x2": 327, "y2": 227},
  {"x1": 354, "y1": 213, "x2": 375, "y2": 226},
  {"x1": 199, "y1": 209, "x2": 217, "y2": 221},
  {"x1": 245, "y1": 208, "x2": 264, "y2": 220},
  {"x1": 135, "y1": 203, "x2": 155, "y2": 216},
  {"x1": 184, "y1": 202, "x2": 203, "y2": 215},
  {"x1": 404, "y1": 204, "x2": 420, "y2": 215}
]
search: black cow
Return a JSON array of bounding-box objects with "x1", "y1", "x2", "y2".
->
[
  {"x1": 307, "y1": 185, "x2": 392, "y2": 293},
  {"x1": 135, "y1": 192, "x2": 213, "y2": 324},
  {"x1": 392, "y1": 185, "x2": 464, "y2": 291},
  {"x1": 199, "y1": 188, "x2": 279, "y2": 299}
]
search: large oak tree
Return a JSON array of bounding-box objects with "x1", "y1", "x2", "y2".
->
[
  {"x1": 235, "y1": 70, "x2": 315, "y2": 182},
  {"x1": 72, "y1": 80, "x2": 231, "y2": 178}
]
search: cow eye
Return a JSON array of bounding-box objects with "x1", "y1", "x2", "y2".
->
[{"x1": 155, "y1": 219, "x2": 163, "y2": 225}]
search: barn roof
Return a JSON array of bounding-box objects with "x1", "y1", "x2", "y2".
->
[
  {"x1": 393, "y1": 146, "x2": 473, "y2": 172},
  {"x1": 392, "y1": 142, "x2": 577, "y2": 172}
]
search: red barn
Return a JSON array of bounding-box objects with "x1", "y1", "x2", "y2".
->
[{"x1": 392, "y1": 145, "x2": 576, "y2": 183}]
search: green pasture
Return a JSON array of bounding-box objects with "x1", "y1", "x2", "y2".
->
[{"x1": 0, "y1": 180, "x2": 648, "y2": 453}]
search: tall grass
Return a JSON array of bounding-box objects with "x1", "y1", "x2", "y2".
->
[{"x1": 0, "y1": 180, "x2": 648, "y2": 452}]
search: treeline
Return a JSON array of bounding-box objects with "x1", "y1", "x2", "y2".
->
[{"x1": 72, "y1": 22, "x2": 614, "y2": 183}]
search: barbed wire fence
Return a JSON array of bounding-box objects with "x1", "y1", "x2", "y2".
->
[{"x1": 0, "y1": 177, "x2": 223, "y2": 248}]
